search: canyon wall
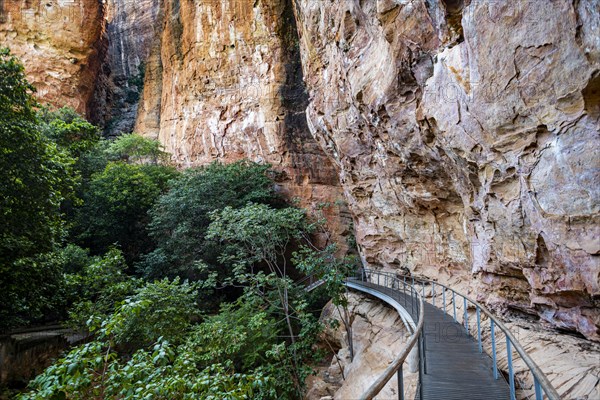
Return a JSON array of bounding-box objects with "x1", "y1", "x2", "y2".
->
[
  {"x1": 2, "y1": 0, "x2": 598, "y2": 341},
  {"x1": 135, "y1": 0, "x2": 350, "y2": 243},
  {"x1": 90, "y1": 0, "x2": 162, "y2": 136},
  {"x1": 0, "y1": 0, "x2": 105, "y2": 115},
  {"x1": 293, "y1": 0, "x2": 599, "y2": 340}
]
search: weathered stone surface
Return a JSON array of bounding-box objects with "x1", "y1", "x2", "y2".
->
[
  {"x1": 307, "y1": 293, "x2": 418, "y2": 400},
  {"x1": 136, "y1": 0, "x2": 349, "y2": 244},
  {"x1": 294, "y1": 0, "x2": 600, "y2": 341},
  {"x1": 0, "y1": 0, "x2": 105, "y2": 115},
  {"x1": 90, "y1": 0, "x2": 162, "y2": 136}
]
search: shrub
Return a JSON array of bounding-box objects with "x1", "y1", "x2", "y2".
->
[{"x1": 140, "y1": 160, "x2": 279, "y2": 280}]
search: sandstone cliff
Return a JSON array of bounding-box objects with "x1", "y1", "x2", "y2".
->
[
  {"x1": 135, "y1": 0, "x2": 350, "y2": 244},
  {"x1": 293, "y1": 0, "x2": 599, "y2": 341},
  {"x1": 90, "y1": 0, "x2": 162, "y2": 136},
  {"x1": 2, "y1": 0, "x2": 598, "y2": 342},
  {"x1": 0, "y1": 0, "x2": 105, "y2": 115}
]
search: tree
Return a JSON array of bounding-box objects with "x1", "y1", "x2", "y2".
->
[
  {"x1": 38, "y1": 107, "x2": 101, "y2": 160},
  {"x1": 0, "y1": 47, "x2": 76, "y2": 263},
  {"x1": 0, "y1": 48, "x2": 77, "y2": 330},
  {"x1": 206, "y1": 203, "x2": 318, "y2": 392},
  {"x1": 294, "y1": 244, "x2": 358, "y2": 361},
  {"x1": 65, "y1": 248, "x2": 140, "y2": 329},
  {"x1": 104, "y1": 133, "x2": 169, "y2": 165},
  {"x1": 72, "y1": 162, "x2": 178, "y2": 264},
  {"x1": 140, "y1": 161, "x2": 279, "y2": 280}
]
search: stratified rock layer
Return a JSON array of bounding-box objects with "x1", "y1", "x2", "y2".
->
[
  {"x1": 136, "y1": 0, "x2": 349, "y2": 243},
  {"x1": 0, "y1": 0, "x2": 105, "y2": 115},
  {"x1": 293, "y1": 0, "x2": 599, "y2": 340}
]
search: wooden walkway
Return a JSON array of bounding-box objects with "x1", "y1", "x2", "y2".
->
[{"x1": 347, "y1": 279, "x2": 511, "y2": 400}]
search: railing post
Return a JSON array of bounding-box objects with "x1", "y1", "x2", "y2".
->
[
  {"x1": 419, "y1": 334, "x2": 424, "y2": 400},
  {"x1": 463, "y1": 297, "x2": 469, "y2": 335},
  {"x1": 422, "y1": 283, "x2": 425, "y2": 298},
  {"x1": 507, "y1": 339, "x2": 516, "y2": 400},
  {"x1": 476, "y1": 306, "x2": 482, "y2": 353},
  {"x1": 419, "y1": 333, "x2": 425, "y2": 377},
  {"x1": 422, "y1": 329, "x2": 427, "y2": 374},
  {"x1": 452, "y1": 291, "x2": 457, "y2": 322},
  {"x1": 534, "y1": 377, "x2": 542, "y2": 400},
  {"x1": 432, "y1": 282, "x2": 435, "y2": 307},
  {"x1": 398, "y1": 364, "x2": 404, "y2": 400},
  {"x1": 378, "y1": 273, "x2": 380, "y2": 286},
  {"x1": 491, "y1": 320, "x2": 498, "y2": 379},
  {"x1": 442, "y1": 287, "x2": 446, "y2": 316}
]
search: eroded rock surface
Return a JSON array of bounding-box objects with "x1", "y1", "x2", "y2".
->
[
  {"x1": 294, "y1": 0, "x2": 600, "y2": 340},
  {"x1": 0, "y1": 0, "x2": 105, "y2": 115},
  {"x1": 307, "y1": 293, "x2": 417, "y2": 400},
  {"x1": 90, "y1": 0, "x2": 162, "y2": 136},
  {"x1": 136, "y1": 0, "x2": 349, "y2": 243}
]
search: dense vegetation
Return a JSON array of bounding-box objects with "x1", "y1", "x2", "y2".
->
[{"x1": 0, "y1": 48, "x2": 356, "y2": 399}]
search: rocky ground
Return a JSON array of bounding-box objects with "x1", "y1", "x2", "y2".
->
[
  {"x1": 307, "y1": 290, "x2": 599, "y2": 400},
  {"x1": 306, "y1": 292, "x2": 418, "y2": 400}
]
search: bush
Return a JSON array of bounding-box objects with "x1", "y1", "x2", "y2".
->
[
  {"x1": 104, "y1": 278, "x2": 200, "y2": 348},
  {"x1": 73, "y1": 162, "x2": 179, "y2": 263},
  {"x1": 140, "y1": 160, "x2": 279, "y2": 280},
  {"x1": 183, "y1": 295, "x2": 277, "y2": 371},
  {"x1": 21, "y1": 339, "x2": 275, "y2": 400},
  {"x1": 66, "y1": 248, "x2": 140, "y2": 330}
]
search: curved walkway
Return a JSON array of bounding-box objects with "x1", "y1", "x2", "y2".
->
[{"x1": 346, "y1": 275, "x2": 511, "y2": 400}]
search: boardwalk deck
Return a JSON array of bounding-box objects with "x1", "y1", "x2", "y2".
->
[{"x1": 347, "y1": 279, "x2": 511, "y2": 400}]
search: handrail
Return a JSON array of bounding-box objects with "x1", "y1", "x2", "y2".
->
[
  {"x1": 344, "y1": 269, "x2": 425, "y2": 400},
  {"x1": 367, "y1": 269, "x2": 560, "y2": 400}
]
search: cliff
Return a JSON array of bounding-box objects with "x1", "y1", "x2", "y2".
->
[
  {"x1": 0, "y1": 0, "x2": 105, "y2": 115},
  {"x1": 293, "y1": 0, "x2": 599, "y2": 341},
  {"x1": 90, "y1": 0, "x2": 162, "y2": 136},
  {"x1": 134, "y1": 0, "x2": 350, "y2": 244},
  {"x1": 1, "y1": 0, "x2": 598, "y2": 342}
]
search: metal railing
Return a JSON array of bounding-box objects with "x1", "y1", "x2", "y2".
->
[
  {"x1": 345, "y1": 269, "x2": 425, "y2": 400},
  {"x1": 296, "y1": 273, "x2": 325, "y2": 292},
  {"x1": 361, "y1": 269, "x2": 560, "y2": 400}
]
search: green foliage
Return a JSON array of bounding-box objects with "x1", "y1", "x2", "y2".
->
[
  {"x1": 293, "y1": 244, "x2": 357, "y2": 308},
  {"x1": 104, "y1": 133, "x2": 169, "y2": 165},
  {"x1": 104, "y1": 278, "x2": 199, "y2": 348},
  {"x1": 207, "y1": 203, "x2": 322, "y2": 396},
  {"x1": 66, "y1": 248, "x2": 140, "y2": 329},
  {"x1": 21, "y1": 338, "x2": 274, "y2": 400},
  {"x1": 1, "y1": 252, "x2": 68, "y2": 329},
  {"x1": 208, "y1": 203, "x2": 308, "y2": 274},
  {"x1": 141, "y1": 161, "x2": 278, "y2": 280},
  {"x1": 0, "y1": 48, "x2": 78, "y2": 331},
  {"x1": 73, "y1": 162, "x2": 178, "y2": 263},
  {"x1": 183, "y1": 295, "x2": 277, "y2": 371},
  {"x1": 0, "y1": 48, "x2": 76, "y2": 262},
  {"x1": 38, "y1": 107, "x2": 101, "y2": 159}
]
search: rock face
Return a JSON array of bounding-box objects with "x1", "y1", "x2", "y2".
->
[
  {"x1": 90, "y1": 0, "x2": 162, "y2": 136},
  {"x1": 307, "y1": 293, "x2": 418, "y2": 400},
  {"x1": 2, "y1": 0, "x2": 598, "y2": 342},
  {"x1": 293, "y1": 0, "x2": 600, "y2": 341},
  {"x1": 135, "y1": 0, "x2": 349, "y2": 242},
  {"x1": 0, "y1": 0, "x2": 105, "y2": 115}
]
